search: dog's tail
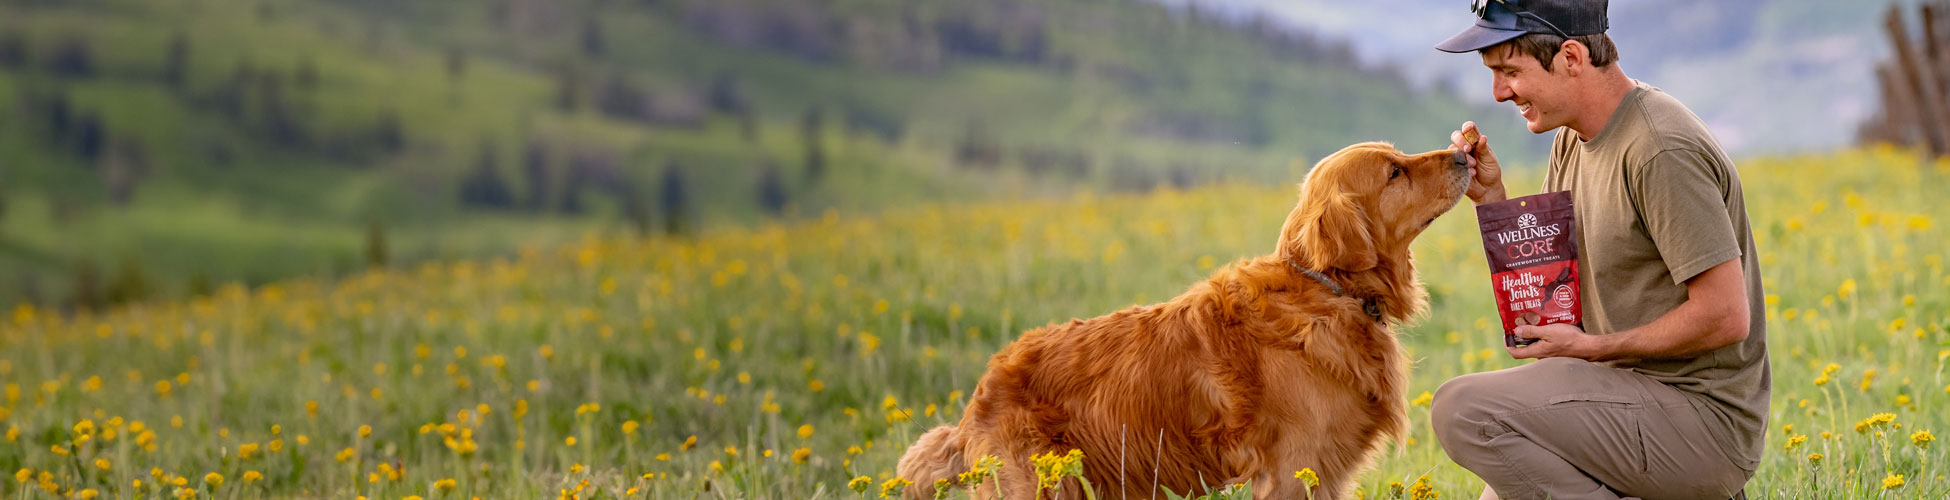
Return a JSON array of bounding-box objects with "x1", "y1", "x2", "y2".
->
[{"x1": 897, "y1": 425, "x2": 965, "y2": 498}]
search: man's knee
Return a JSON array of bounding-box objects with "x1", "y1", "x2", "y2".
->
[{"x1": 1431, "y1": 372, "x2": 1497, "y2": 449}]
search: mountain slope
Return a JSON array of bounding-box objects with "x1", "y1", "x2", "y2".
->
[{"x1": 0, "y1": 0, "x2": 1535, "y2": 309}]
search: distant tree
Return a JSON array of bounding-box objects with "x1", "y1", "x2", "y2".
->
[
  {"x1": 0, "y1": 29, "x2": 28, "y2": 69},
  {"x1": 46, "y1": 36, "x2": 95, "y2": 78},
  {"x1": 554, "y1": 66, "x2": 582, "y2": 112},
  {"x1": 459, "y1": 144, "x2": 517, "y2": 209},
  {"x1": 596, "y1": 73, "x2": 648, "y2": 122},
  {"x1": 209, "y1": 61, "x2": 256, "y2": 120},
  {"x1": 73, "y1": 113, "x2": 105, "y2": 162},
  {"x1": 163, "y1": 32, "x2": 190, "y2": 88},
  {"x1": 955, "y1": 120, "x2": 1001, "y2": 169},
  {"x1": 706, "y1": 73, "x2": 749, "y2": 115},
  {"x1": 623, "y1": 189, "x2": 652, "y2": 235},
  {"x1": 70, "y1": 259, "x2": 103, "y2": 312},
  {"x1": 186, "y1": 269, "x2": 215, "y2": 298},
  {"x1": 102, "y1": 138, "x2": 152, "y2": 206},
  {"x1": 43, "y1": 91, "x2": 72, "y2": 145},
  {"x1": 843, "y1": 103, "x2": 904, "y2": 143},
  {"x1": 374, "y1": 109, "x2": 405, "y2": 153},
  {"x1": 257, "y1": 72, "x2": 306, "y2": 148},
  {"x1": 365, "y1": 217, "x2": 388, "y2": 268},
  {"x1": 104, "y1": 253, "x2": 151, "y2": 306},
  {"x1": 445, "y1": 46, "x2": 466, "y2": 81},
  {"x1": 757, "y1": 160, "x2": 789, "y2": 215},
  {"x1": 523, "y1": 141, "x2": 550, "y2": 212},
  {"x1": 581, "y1": 17, "x2": 606, "y2": 57},
  {"x1": 295, "y1": 57, "x2": 319, "y2": 90},
  {"x1": 800, "y1": 108, "x2": 826, "y2": 182},
  {"x1": 737, "y1": 107, "x2": 758, "y2": 142},
  {"x1": 659, "y1": 162, "x2": 690, "y2": 235}
]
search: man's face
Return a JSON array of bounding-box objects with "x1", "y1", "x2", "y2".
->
[{"x1": 1480, "y1": 44, "x2": 1570, "y2": 134}]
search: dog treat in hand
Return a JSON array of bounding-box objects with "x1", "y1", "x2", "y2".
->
[
  {"x1": 1476, "y1": 191, "x2": 1581, "y2": 347},
  {"x1": 1462, "y1": 127, "x2": 1480, "y2": 146}
]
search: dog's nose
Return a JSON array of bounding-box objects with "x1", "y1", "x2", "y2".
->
[{"x1": 1451, "y1": 149, "x2": 1469, "y2": 169}]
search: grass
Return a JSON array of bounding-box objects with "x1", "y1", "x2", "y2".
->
[{"x1": 0, "y1": 146, "x2": 1946, "y2": 498}]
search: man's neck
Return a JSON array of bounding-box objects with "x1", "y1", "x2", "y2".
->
[{"x1": 1569, "y1": 67, "x2": 1636, "y2": 142}]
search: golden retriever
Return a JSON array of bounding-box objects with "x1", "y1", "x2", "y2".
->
[{"x1": 897, "y1": 142, "x2": 1473, "y2": 499}]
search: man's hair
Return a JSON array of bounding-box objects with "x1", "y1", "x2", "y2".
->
[{"x1": 1493, "y1": 32, "x2": 1618, "y2": 71}]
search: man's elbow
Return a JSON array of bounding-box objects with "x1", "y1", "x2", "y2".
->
[{"x1": 1710, "y1": 302, "x2": 1751, "y2": 348}]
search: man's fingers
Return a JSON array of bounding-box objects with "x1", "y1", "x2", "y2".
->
[{"x1": 1506, "y1": 344, "x2": 1535, "y2": 359}]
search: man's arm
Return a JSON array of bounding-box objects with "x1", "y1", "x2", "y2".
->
[{"x1": 1509, "y1": 257, "x2": 1749, "y2": 361}]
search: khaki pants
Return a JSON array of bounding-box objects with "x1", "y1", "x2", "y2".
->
[{"x1": 1431, "y1": 358, "x2": 1752, "y2": 500}]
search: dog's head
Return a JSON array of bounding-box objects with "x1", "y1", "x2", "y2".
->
[{"x1": 1278, "y1": 142, "x2": 1471, "y2": 272}]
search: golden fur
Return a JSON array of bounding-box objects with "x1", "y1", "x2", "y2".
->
[{"x1": 898, "y1": 142, "x2": 1472, "y2": 499}]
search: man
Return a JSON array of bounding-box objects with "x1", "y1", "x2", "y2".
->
[{"x1": 1427, "y1": 1, "x2": 1769, "y2": 499}]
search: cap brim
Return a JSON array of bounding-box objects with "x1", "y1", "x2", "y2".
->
[{"x1": 1435, "y1": 25, "x2": 1526, "y2": 53}]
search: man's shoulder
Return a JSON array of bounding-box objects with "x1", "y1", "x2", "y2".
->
[{"x1": 1623, "y1": 84, "x2": 1725, "y2": 159}]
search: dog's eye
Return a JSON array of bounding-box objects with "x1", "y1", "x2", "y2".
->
[{"x1": 1389, "y1": 166, "x2": 1404, "y2": 180}]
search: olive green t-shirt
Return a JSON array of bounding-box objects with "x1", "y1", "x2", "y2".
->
[{"x1": 1542, "y1": 81, "x2": 1769, "y2": 470}]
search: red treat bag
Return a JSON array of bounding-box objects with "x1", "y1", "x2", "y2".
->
[{"x1": 1476, "y1": 191, "x2": 1581, "y2": 347}]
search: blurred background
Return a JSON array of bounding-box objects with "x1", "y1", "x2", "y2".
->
[{"x1": 0, "y1": 0, "x2": 1933, "y2": 311}]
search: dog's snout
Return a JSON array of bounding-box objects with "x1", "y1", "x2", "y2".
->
[{"x1": 1450, "y1": 149, "x2": 1469, "y2": 169}]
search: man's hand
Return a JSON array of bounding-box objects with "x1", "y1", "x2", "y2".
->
[
  {"x1": 1506, "y1": 322, "x2": 1602, "y2": 360},
  {"x1": 1450, "y1": 121, "x2": 1507, "y2": 204}
]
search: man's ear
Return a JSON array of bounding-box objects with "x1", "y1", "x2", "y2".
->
[
  {"x1": 1560, "y1": 39, "x2": 1587, "y2": 76},
  {"x1": 1286, "y1": 192, "x2": 1378, "y2": 272}
]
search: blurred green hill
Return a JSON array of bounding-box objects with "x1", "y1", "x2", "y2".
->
[{"x1": 0, "y1": 0, "x2": 1536, "y2": 310}]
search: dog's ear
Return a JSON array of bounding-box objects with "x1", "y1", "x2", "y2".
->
[{"x1": 1283, "y1": 191, "x2": 1378, "y2": 272}]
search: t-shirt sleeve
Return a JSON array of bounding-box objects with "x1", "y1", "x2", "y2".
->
[{"x1": 1633, "y1": 149, "x2": 1742, "y2": 284}]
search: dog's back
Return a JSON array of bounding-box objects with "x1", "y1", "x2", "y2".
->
[{"x1": 900, "y1": 284, "x2": 1265, "y2": 499}]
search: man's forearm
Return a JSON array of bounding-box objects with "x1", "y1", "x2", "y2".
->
[
  {"x1": 1570, "y1": 257, "x2": 1750, "y2": 362},
  {"x1": 1581, "y1": 294, "x2": 1747, "y2": 362}
]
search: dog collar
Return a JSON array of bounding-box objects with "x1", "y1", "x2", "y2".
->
[{"x1": 1286, "y1": 258, "x2": 1385, "y2": 323}]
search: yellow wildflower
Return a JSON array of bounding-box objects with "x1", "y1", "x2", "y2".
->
[
  {"x1": 1409, "y1": 474, "x2": 1439, "y2": 500},
  {"x1": 1855, "y1": 412, "x2": 1897, "y2": 433},
  {"x1": 1294, "y1": 468, "x2": 1319, "y2": 487},
  {"x1": 880, "y1": 477, "x2": 913, "y2": 498},
  {"x1": 1883, "y1": 474, "x2": 1905, "y2": 490}
]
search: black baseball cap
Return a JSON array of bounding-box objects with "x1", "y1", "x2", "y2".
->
[{"x1": 1435, "y1": 0, "x2": 1609, "y2": 53}]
